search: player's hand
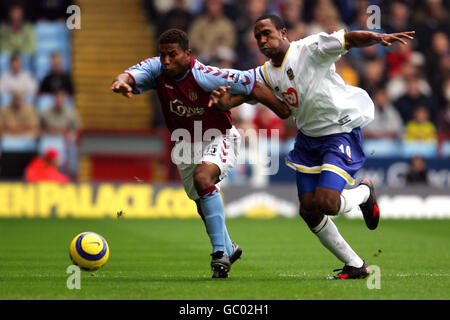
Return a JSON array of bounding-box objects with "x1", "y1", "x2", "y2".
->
[
  {"x1": 377, "y1": 31, "x2": 415, "y2": 47},
  {"x1": 111, "y1": 79, "x2": 133, "y2": 98},
  {"x1": 208, "y1": 86, "x2": 231, "y2": 107}
]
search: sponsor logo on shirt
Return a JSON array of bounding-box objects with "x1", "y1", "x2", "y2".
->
[
  {"x1": 227, "y1": 72, "x2": 240, "y2": 83},
  {"x1": 169, "y1": 99, "x2": 205, "y2": 117},
  {"x1": 282, "y1": 88, "x2": 299, "y2": 107}
]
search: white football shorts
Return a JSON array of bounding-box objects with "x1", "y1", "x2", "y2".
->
[{"x1": 173, "y1": 126, "x2": 241, "y2": 200}]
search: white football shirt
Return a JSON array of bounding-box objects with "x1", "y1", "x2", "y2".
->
[{"x1": 256, "y1": 29, "x2": 374, "y2": 137}]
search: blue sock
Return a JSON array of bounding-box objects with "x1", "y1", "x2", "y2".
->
[
  {"x1": 199, "y1": 186, "x2": 233, "y2": 255},
  {"x1": 223, "y1": 224, "x2": 233, "y2": 256}
]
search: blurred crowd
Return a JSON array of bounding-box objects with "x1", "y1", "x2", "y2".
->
[
  {"x1": 145, "y1": 0, "x2": 450, "y2": 158},
  {"x1": 0, "y1": 0, "x2": 79, "y2": 181}
]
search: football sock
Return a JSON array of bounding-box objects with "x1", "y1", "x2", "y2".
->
[
  {"x1": 311, "y1": 215, "x2": 364, "y2": 268},
  {"x1": 338, "y1": 185, "x2": 370, "y2": 214},
  {"x1": 223, "y1": 224, "x2": 234, "y2": 256},
  {"x1": 198, "y1": 185, "x2": 232, "y2": 255}
]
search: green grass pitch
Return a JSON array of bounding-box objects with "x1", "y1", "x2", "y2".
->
[{"x1": 0, "y1": 217, "x2": 449, "y2": 300}]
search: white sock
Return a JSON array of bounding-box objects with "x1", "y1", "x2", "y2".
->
[
  {"x1": 311, "y1": 215, "x2": 364, "y2": 267},
  {"x1": 338, "y1": 185, "x2": 370, "y2": 214}
]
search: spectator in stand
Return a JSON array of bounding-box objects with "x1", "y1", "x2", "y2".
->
[
  {"x1": 252, "y1": 104, "x2": 285, "y2": 141},
  {"x1": 287, "y1": 20, "x2": 307, "y2": 43},
  {"x1": 209, "y1": 45, "x2": 236, "y2": 69},
  {"x1": 385, "y1": 1, "x2": 412, "y2": 35},
  {"x1": 39, "y1": 52, "x2": 74, "y2": 95},
  {"x1": 156, "y1": 0, "x2": 193, "y2": 35},
  {"x1": 394, "y1": 75, "x2": 438, "y2": 124},
  {"x1": 386, "y1": 61, "x2": 431, "y2": 102},
  {"x1": 0, "y1": 53, "x2": 37, "y2": 97},
  {"x1": 359, "y1": 58, "x2": 385, "y2": 97},
  {"x1": 437, "y1": 77, "x2": 450, "y2": 136},
  {"x1": 188, "y1": 0, "x2": 236, "y2": 63},
  {"x1": 405, "y1": 155, "x2": 429, "y2": 185},
  {"x1": 24, "y1": 148, "x2": 70, "y2": 183},
  {"x1": 413, "y1": 0, "x2": 450, "y2": 54},
  {"x1": 0, "y1": 3, "x2": 35, "y2": 55},
  {"x1": 425, "y1": 32, "x2": 450, "y2": 102},
  {"x1": 35, "y1": 0, "x2": 72, "y2": 21},
  {"x1": 0, "y1": 90, "x2": 39, "y2": 137},
  {"x1": 234, "y1": 0, "x2": 268, "y2": 60},
  {"x1": 335, "y1": 55, "x2": 359, "y2": 87},
  {"x1": 40, "y1": 90, "x2": 80, "y2": 137},
  {"x1": 386, "y1": 40, "x2": 413, "y2": 79},
  {"x1": 404, "y1": 106, "x2": 437, "y2": 142},
  {"x1": 363, "y1": 87, "x2": 403, "y2": 139},
  {"x1": 306, "y1": 0, "x2": 346, "y2": 36}
]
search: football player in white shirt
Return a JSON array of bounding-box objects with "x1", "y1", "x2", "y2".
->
[{"x1": 210, "y1": 14, "x2": 414, "y2": 279}]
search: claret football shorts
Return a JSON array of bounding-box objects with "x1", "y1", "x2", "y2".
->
[{"x1": 285, "y1": 127, "x2": 366, "y2": 195}]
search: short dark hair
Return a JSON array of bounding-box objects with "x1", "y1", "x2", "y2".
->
[
  {"x1": 159, "y1": 28, "x2": 189, "y2": 51},
  {"x1": 255, "y1": 13, "x2": 286, "y2": 30}
]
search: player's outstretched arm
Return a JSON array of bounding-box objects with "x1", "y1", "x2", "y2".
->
[
  {"x1": 208, "y1": 86, "x2": 249, "y2": 110},
  {"x1": 209, "y1": 83, "x2": 291, "y2": 119},
  {"x1": 250, "y1": 82, "x2": 291, "y2": 119},
  {"x1": 111, "y1": 73, "x2": 134, "y2": 98},
  {"x1": 344, "y1": 30, "x2": 415, "y2": 50}
]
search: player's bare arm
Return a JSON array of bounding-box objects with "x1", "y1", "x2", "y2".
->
[
  {"x1": 111, "y1": 73, "x2": 134, "y2": 98},
  {"x1": 344, "y1": 30, "x2": 415, "y2": 50},
  {"x1": 209, "y1": 83, "x2": 291, "y2": 119},
  {"x1": 208, "y1": 86, "x2": 249, "y2": 110}
]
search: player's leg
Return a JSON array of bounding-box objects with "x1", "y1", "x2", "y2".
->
[
  {"x1": 177, "y1": 142, "x2": 233, "y2": 258},
  {"x1": 320, "y1": 127, "x2": 380, "y2": 229},
  {"x1": 193, "y1": 161, "x2": 232, "y2": 255},
  {"x1": 297, "y1": 171, "x2": 365, "y2": 270}
]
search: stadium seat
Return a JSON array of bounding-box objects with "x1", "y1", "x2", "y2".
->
[
  {"x1": 0, "y1": 93, "x2": 12, "y2": 107},
  {"x1": 1, "y1": 135, "x2": 37, "y2": 152},
  {"x1": 401, "y1": 141, "x2": 438, "y2": 158},
  {"x1": 35, "y1": 22, "x2": 70, "y2": 43},
  {"x1": 363, "y1": 139, "x2": 401, "y2": 157},
  {"x1": 34, "y1": 21, "x2": 71, "y2": 81},
  {"x1": 0, "y1": 52, "x2": 10, "y2": 73},
  {"x1": 0, "y1": 94, "x2": 34, "y2": 107},
  {"x1": 440, "y1": 141, "x2": 450, "y2": 158},
  {"x1": 36, "y1": 94, "x2": 55, "y2": 111}
]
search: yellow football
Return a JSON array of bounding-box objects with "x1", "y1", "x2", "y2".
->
[{"x1": 69, "y1": 232, "x2": 109, "y2": 271}]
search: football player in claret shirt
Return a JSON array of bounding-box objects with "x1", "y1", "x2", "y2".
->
[
  {"x1": 212, "y1": 14, "x2": 414, "y2": 280},
  {"x1": 112, "y1": 28, "x2": 290, "y2": 278}
]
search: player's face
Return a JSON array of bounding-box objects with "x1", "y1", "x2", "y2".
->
[
  {"x1": 254, "y1": 19, "x2": 286, "y2": 58},
  {"x1": 159, "y1": 43, "x2": 191, "y2": 78}
]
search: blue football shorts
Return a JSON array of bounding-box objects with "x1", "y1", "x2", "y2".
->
[{"x1": 285, "y1": 127, "x2": 366, "y2": 196}]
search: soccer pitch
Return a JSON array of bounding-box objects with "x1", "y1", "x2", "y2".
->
[{"x1": 0, "y1": 217, "x2": 449, "y2": 300}]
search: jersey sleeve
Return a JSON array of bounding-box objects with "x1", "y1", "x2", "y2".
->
[
  {"x1": 304, "y1": 29, "x2": 348, "y2": 64},
  {"x1": 125, "y1": 57, "x2": 162, "y2": 94},
  {"x1": 192, "y1": 61, "x2": 256, "y2": 96}
]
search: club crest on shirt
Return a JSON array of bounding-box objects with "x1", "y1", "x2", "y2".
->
[
  {"x1": 287, "y1": 67, "x2": 295, "y2": 80},
  {"x1": 188, "y1": 88, "x2": 197, "y2": 101},
  {"x1": 282, "y1": 87, "x2": 299, "y2": 107}
]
